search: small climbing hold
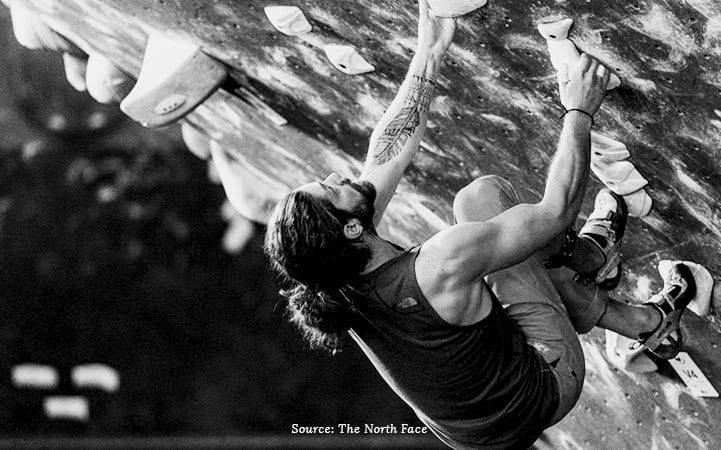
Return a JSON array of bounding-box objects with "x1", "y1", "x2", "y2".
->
[
  {"x1": 120, "y1": 33, "x2": 227, "y2": 127},
  {"x1": 537, "y1": 18, "x2": 620, "y2": 90},
  {"x1": 62, "y1": 53, "x2": 88, "y2": 91},
  {"x1": 623, "y1": 188, "x2": 652, "y2": 218},
  {"x1": 591, "y1": 132, "x2": 631, "y2": 161},
  {"x1": 181, "y1": 122, "x2": 212, "y2": 160},
  {"x1": 427, "y1": 0, "x2": 488, "y2": 18},
  {"x1": 85, "y1": 53, "x2": 133, "y2": 104},
  {"x1": 605, "y1": 330, "x2": 658, "y2": 373},
  {"x1": 324, "y1": 44, "x2": 375, "y2": 75},
  {"x1": 264, "y1": 5, "x2": 312, "y2": 36}
]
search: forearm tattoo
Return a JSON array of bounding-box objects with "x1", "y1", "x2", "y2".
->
[{"x1": 372, "y1": 75, "x2": 436, "y2": 165}]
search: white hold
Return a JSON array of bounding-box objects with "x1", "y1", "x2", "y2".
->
[
  {"x1": 591, "y1": 160, "x2": 648, "y2": 195},
  {"x1": 9, "y1": 2, "x2": 70, "y2": 51},
  {"x1": 120, "y1": 33, "x2": 227, "y2": 127},
  {"x1": 63, "y1": 53, "x2": 88, "y2": 91},
  {"x1": 264, "y1": 6, "x2": 312, "y2": 36},
  {"x1": 181, "y1": 122, "x2": 212, "y2": 160},
  {"x1": 71, "y1": 364, "x2": 120, "y2": 393},
  {"x1": 623, "y1": 188, "x2": 653, "y2": 217},
  {"x1": 427, "y1": 0, "x2": 488, "y2": 18},
  {"x1": 591, "y1": 159, "x2": 635, "y2": 186},
  {"x1": 591, "y1": 160, "x2": 649, "y2": 195},
  {"x1": 537, "y1": 18, "x2": 620, "y2": 90},
  {"x1": 85, "y1": 54, "x2": 132, "y2": 104},
  {"x1": 43, "y1": 396, "x2": 89, "y2": 422},
  {"x1": 11, "y1": 364, "x2": 59, "y2": 389},
  {"x1": 209, "y1": 141, "x2": 283, "y2": 224},
  {"x1": 658, "y1": 260, "x2": 714, "y2": 317},
  {"x1": 590, "y1": 132, "x2": 630, "y2": 161},
  {"x1": 605, "y1": 330, "x2": 658, "y2": 373},
  {"x1": 324, "y1": 45, "x2": 375, "y2": 75}
]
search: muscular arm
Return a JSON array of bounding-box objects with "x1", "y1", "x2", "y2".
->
[
  {"x1": 425, "y1": 112, "x2": 592, "y2": 280},
  {"x1": 360, "y1": 4, "x2": 455, "y2": 227},
  {"x1": 421, "y1": 55, "x2": 610, "y2": 288}
]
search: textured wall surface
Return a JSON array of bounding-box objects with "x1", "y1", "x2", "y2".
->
[{"x1": 10, "y1": 0, "x2": 721, "y2": 447}]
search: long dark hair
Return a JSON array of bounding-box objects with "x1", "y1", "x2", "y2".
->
[{"x1": 264, "y1": 191, "x2": 371, "y2": 352}]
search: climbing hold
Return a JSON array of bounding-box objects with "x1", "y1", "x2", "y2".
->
[
  {"x1": 537, "y1": 18, "x2": 620, "y2": 90},
  {"x1": 605, "y1": 330, "x2": 658, "y2": 373},
  {"x1": 62, "y1": 53, "x2": 88, "y2": 91},
  {"x1": 427, "y1": 0, "x2": 488, "y2": 18},
  {"x1": 43, "y1": 396, "x2": 89, "y2": 421},
  {"x1": 120, "y1": 33, "x2": 227, "y2": 127},
  {"x1": 209, "y1": 141, "x2": 284, "y2": 224},
  {"x1": 658, "y1": 260, "x2": 714, "y2": 317},
  {"x1": 623, "y1": 188, "x2": 653, "y2": 217},
  {"x1": 591, "y1": 160, "x2": 648, "y2": 195},
  {"x1": 85, "y1": 54, "x2": 133, "y2": 104},
  {"x1": 324, "y1": 45, "x2": 375, "y2": 75},
  {"x1": 591, "y1": 132, "x2": 631, "y2": 161},
  {"x1": 264, "y1": 6, "x2": 312, "y2": 36},
  {"x1": 71, "y1": 364, "x2": 120, "y2": 393},
  {"x1": 11, "y1": 364, "x2": 59, "y2": 389},
  {"x1": 181, "y1": 122, "x2": 212, "y2": 160},
  {"x1": 8, "y1": 1, "x2": 73, "y2": 52}
]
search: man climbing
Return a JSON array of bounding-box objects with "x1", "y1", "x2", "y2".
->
[{"x1": 227, "y1": 2, "x2": 708, "y2": 448}]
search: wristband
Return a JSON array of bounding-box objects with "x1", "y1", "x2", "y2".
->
[{"x1": 560, "y1": 108, "x2": 594, "y2": 126}]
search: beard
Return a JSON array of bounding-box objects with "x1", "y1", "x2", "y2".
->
[{"x1": 349, "y1": 180, "x2": 376, "y2": 229}]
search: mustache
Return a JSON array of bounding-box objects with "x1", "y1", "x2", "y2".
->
[{"x1": 350, "y1": 180, "x2": 376, "y2": 202}]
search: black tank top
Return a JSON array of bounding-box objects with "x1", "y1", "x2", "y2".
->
[{"x1": 346, "y1": 246, "x2": 559, "y2": 449}]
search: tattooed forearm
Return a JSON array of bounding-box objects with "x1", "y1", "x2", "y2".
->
[{"x1": 372, "y1": 75, "x2": 436, "y2": 165}]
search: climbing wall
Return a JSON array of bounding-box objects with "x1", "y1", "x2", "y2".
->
[{"x1": 7, "y1": 0, "x2": 721, "y2": 447}]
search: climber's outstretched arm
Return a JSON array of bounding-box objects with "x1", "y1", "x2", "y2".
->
[{"x1": 359, "y1": 1, "x2": 455, "y2": 227}]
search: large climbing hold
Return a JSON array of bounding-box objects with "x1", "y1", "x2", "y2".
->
[
  {"x1": 264, "y1": 5, "x2": 312, "y2": 36},
  {"x1": 538, "y1": 18, "x2": 621, "y2": 90},
  {"x1": 120, "y1": 33, "x2": 227, "y2": 127},
  {"x1": 427, "y1": 0, "x2": 488, "y2": 18}
]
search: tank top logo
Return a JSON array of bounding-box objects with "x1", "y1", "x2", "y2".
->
[{"x1": 394, "y1": 297, "x2": 421, "y2": 313}]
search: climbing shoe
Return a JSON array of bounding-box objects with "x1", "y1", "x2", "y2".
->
[
  {"x1": 638, "y1": 262, "x2": 696, "y2": 359},
  {"x1": 543, "y1": 189, "x2": 627, "y2": 289}
]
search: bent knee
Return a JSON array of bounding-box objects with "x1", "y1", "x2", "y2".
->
[{"x1": 453, "y1": 175, "x2": 517, "y2": 222}]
